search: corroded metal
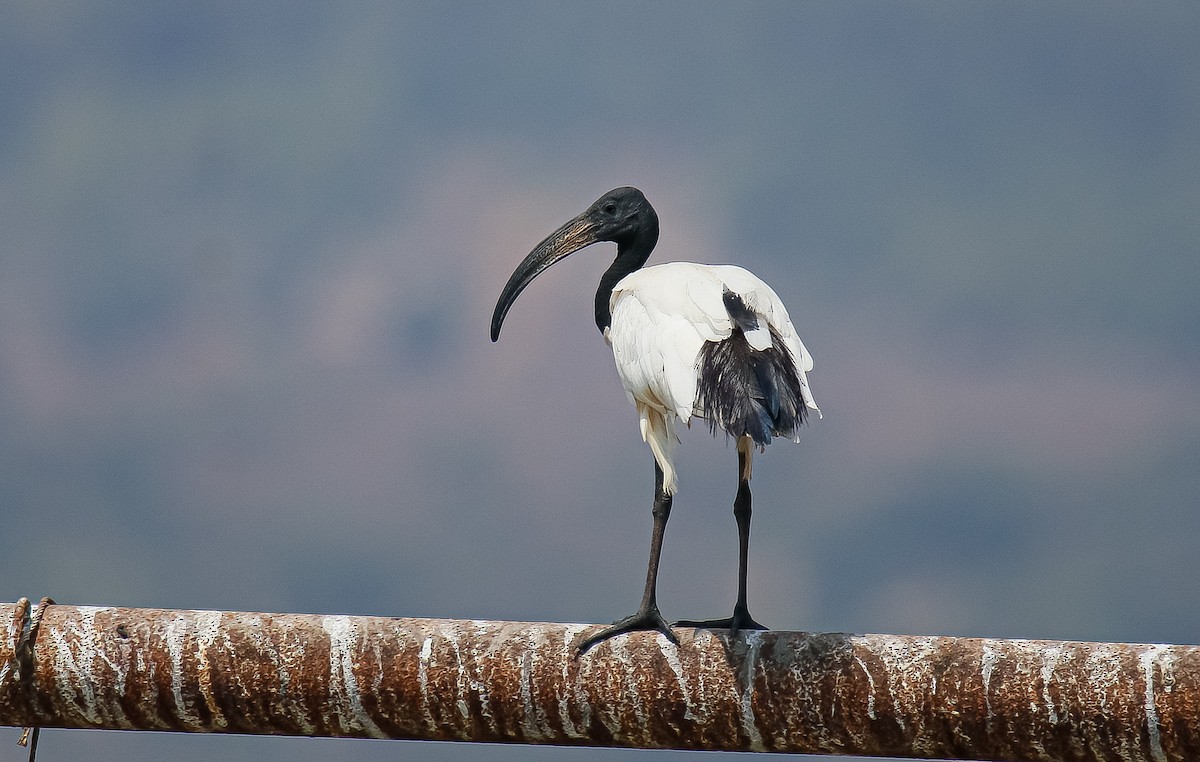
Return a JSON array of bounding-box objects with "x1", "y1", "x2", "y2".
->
[{"x1": 1, "y1": 603, "x2": 1197, "y2": 760}]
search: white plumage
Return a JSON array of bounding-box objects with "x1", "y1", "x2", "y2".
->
[{"x1": 605, "y1": 262, "x2": 820, "y2": 494}]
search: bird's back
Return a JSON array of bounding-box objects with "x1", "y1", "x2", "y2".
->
[{"x1": 607, "y1": 262, "x2": 819, "y2": 433}]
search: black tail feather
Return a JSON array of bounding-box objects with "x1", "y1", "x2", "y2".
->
[{"x1": 695, "y1": 324, "x2": 808, "y2": 447}]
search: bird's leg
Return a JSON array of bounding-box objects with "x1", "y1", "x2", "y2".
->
[
  {"x1": 576, "y1": 462, "x2": 679, "y2": 655},
  {"x1": 729, "y1": 457, "x2": 767, "y2": 631},
  {"x1": 675, "y1": 443, "x2": 767, "y2": 634}
]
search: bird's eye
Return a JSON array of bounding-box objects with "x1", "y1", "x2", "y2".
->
[{"x1": 603, "y1": 203, "x2": 617, "y2": 215}]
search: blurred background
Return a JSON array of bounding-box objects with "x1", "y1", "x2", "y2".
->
[{"x1": 2, "y1": 2, "x2": 1198, "y2": 760}]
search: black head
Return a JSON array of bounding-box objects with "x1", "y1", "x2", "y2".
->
[
  {"x1": 490, "y1": 187, "x2": 659, "y2": 341},
  {"x1": 579, "y1": 186, "x2": 659, "y2": 247}
]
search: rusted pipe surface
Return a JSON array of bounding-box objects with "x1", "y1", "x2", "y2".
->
[{"x1": 0, "y1": 603, "x2": 1196, "y2": 760}]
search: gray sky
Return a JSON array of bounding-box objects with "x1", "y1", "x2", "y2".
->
[{"x1": 2, "y1": 3, "x2": 1198, "y2": 760}]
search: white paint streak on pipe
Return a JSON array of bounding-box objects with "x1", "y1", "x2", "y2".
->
[
  {"x1": 854, "y1": 655, "x2": 877, "y2": 720},
  {"x1": 980, "y1": 640, "x2": 1000, "y2": 722},
  {"x1": 368, "y1": 638, "x2": 386, "y2": 727},
  {"x1": 86, "y1": 606, "x2": 133, "y2": 728},
  {"x1": 528, "y1": 626, "x2": 554, "y2": 739},
  {"x1": 48, "y1": 607, "x2": 107, "y2": 726},
  {"x1": 467, "y1": 621, "x2": 498, "y2": 736},
  {"x1": 739, "y1": 631, "x2": 765, "y2": 752},
  {"x1": 1008, "y1": 639, "x2": 1050, "y2": 760},
  {"x1": 164, "y1": 613, "x2": 201, "y2": 728},
  {"x1": 557, "y1": 625, "x2": 586, "y2": 738},
  {"x1": 192, "y1": 610, "x2": 226, "y2": 729},
  {"x1": 661, "y1": 637, "x2": 695, "y2": 721},
  {"x1": 321, "y1": 615, "x2": 386, "y2": 739},
  {"x1": 449, "y1": 622, "x2": 493, "y2": 739},
  {"x1": 1040, "y1": 644, "x2": 1063, "y2": 724},
  {"x1": 568, "y1": 627, "x2": 597, "y2": 738},
  {"x1": 417, "y1": 635, "x2": 436, "y2": 733},
  {"x1": 518, "y1": 645, "x2": 544, "y2": 741},
  {"x1": 1084, "y1": 642, "x2": 1125, "y2": 762},
  {"x1": 0, "y1": 605, "x2": 19, "y2": 686},
  {"x1": 692, "y1": 631, "x2": 709, "y2": 693},
  {"x1": 1140, "y1": 644, "x2": 1170, "y2": 762},
  {"x1": 441, "y1": 625, "x2": 470, "y2": 724}
]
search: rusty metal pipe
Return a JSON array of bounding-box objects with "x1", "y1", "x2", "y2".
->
[{"x1": 1, "y1": 602, "x2": 1197, "y2": 760}]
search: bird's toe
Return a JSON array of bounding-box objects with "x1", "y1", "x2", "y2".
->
[
  {"x1": 674, "y1": 608, "x2": 768, "y2": 635},
  {"x1": 575, "y1": 606, "x2": 678, "y2": 656}
]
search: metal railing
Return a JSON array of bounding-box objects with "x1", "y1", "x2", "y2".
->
[{"x1": 2, "y1": 600, "x2": 1196, "y2": 760}]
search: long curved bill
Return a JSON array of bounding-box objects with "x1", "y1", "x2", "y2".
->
[{"x1": 490, "y1": 213, "x2": 600, "y2": 341}]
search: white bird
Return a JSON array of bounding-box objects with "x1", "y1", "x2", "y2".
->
[{"x1": 490, "y1": 187, "x2": 820, "y2": 653}]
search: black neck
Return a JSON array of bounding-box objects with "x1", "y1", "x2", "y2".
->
[{"x1": 594, "y1": 221, "x2": 659, "y2": 333}]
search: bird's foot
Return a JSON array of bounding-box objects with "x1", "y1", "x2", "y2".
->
[
  {"x1": 674, "y1": 605, "x2": 767, "y2": 635},
  {"x1": 576, "y1": 606, "x2": 679, "y2": 656}
]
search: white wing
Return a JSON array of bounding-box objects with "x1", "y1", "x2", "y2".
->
[
  {"x1": 706, "y1": 265, "x2": 820, "y2": 416},
  {"x1": 612, "y1": 263, "x2": 818, "y2": 406},
  {"x1": 606, "y1": 262, "x2": 819, "y2": 492}
]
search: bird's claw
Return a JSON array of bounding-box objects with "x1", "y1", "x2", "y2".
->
[
  {"x1": 575, "y1": 606, "x2": 679, "y2": 656},
  {"x1": 674, "y1": 606, "x2": 767, "y2": 635}
]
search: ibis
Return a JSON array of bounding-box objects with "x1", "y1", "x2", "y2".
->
[{"x1": 490, "y1": 187, "x2": 820, "y2": 653}]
